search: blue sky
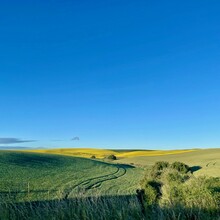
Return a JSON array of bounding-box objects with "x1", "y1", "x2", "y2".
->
[{"x1": 0, "y1": 0, "x2": 220, "y2": 149}]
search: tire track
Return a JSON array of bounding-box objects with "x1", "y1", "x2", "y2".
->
[
  {"x1": 63, "y1": 167, "x2": 119, "y2": 190},
  {"x1": 85, "y1": 167, "x2": 126, "y2": 190},
  {"x1": 64, "y1": 165, "x2": 127, "y2": 199},
  {"x1": 206, "y1": 161, "x2": 217, "y2": 167},
  {"x1": 206, "y1": 162, "x2": 211, "y2": 167},
  {"x1": 63, "y1": 166, "x2": 120, "y2": 199}
]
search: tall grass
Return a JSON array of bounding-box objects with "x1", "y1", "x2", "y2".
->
[
  {"x1": 1, "y1": 181, "x2": 219, "y2": 220},
  {"x1": 0, "y1": 194, "x2": 143, "y2": 220}
]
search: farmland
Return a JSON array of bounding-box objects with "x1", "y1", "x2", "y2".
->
[
  {"x1": 25, "y1": 148, "x2": 196, "y2": 159},
  {"x1": 0, "y1": 148, "x2": 219, "y2": 219},
  {"x1": 24, "y1": 147, "x2": 220, "y2": 177},
  {"x1": 119, "y1": 148, "x2": 220, "y2": 177},
  {"x1": 0, "y1": 151, "x2": 142, "y2": 203}
]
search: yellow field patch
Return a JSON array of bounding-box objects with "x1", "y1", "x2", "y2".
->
[
  {"x1": 117, "y1": 149, "x2": 196, "y2": 157},
  {"x1": 24, "y1": 148, "x2": 197, "y2": 159},
  {"x1": 26, "y1": 148, "x2": 117, "y2": 159}
]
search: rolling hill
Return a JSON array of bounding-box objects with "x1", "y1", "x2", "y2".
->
[
  {"x1": 0, "y1": 151, "x2": 142, "y2": 203},
  {"x1": 23, "y1": 147, "x2": 220, "y2": 177}
]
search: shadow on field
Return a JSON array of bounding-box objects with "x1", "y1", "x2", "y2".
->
[
  {"x1": 1, "y1": 194, "x2": 220, "y2": 220},
  {"x1": 190, "y1": 165, "x2": 202, "y2": 173},
  {"x1": 0, "y1": 189, "x2": 58, "y2": 195},
  {"x1": 14, "y1": 194, "x2": 138, "y2": 206},
  {"x1": 0, "y1": 152, "x2": 64, "y2": 168},
  {"x1": 0, "y1": 151, "x2": 136, "y2": 170}
]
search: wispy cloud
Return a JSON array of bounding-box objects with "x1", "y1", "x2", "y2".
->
[
  {"x1": 0, "y1": 138, "x2": 36, "y2": 144},
  {"x1": 0, "y1": 146, "x2": 32, "y2": 150},
  {"x1": 71, "y1": 137, "x2": 80, "y2": 141},
  {"x1": 51, "y1": 139, "x2": 63, "y2": 142}
]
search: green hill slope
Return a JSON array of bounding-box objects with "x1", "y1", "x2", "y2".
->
[{"x1": 0, "y1": 151, "x2": 141, "y2": 202}]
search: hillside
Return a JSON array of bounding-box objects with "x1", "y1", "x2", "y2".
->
[
  {"x1": 0, "y1": 149, "x2": 219, "y2": 219},
  {"x1": 0, "y1": 151, "x2": 142, "y2": 203},
  {"x1": 118, "y1": 148, "x2": 220, "y2": 177},
  {"x1": 23, "y1": 148, "x2": 220, "y2": 177}
]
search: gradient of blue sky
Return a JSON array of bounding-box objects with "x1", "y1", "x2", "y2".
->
[{"x1": 0, "y1": 0, "x2": 220, "y2": 149}]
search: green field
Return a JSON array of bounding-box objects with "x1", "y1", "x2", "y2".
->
[
  {"x1": 0, "y1": 151, "x2": 143, "y2": 203},
  {"x1": 118, "y1": 148, "x2": 220, "y2": 177},
  {"x1": 0, "y1": 148, "x2": 219, "y2": 219}
]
